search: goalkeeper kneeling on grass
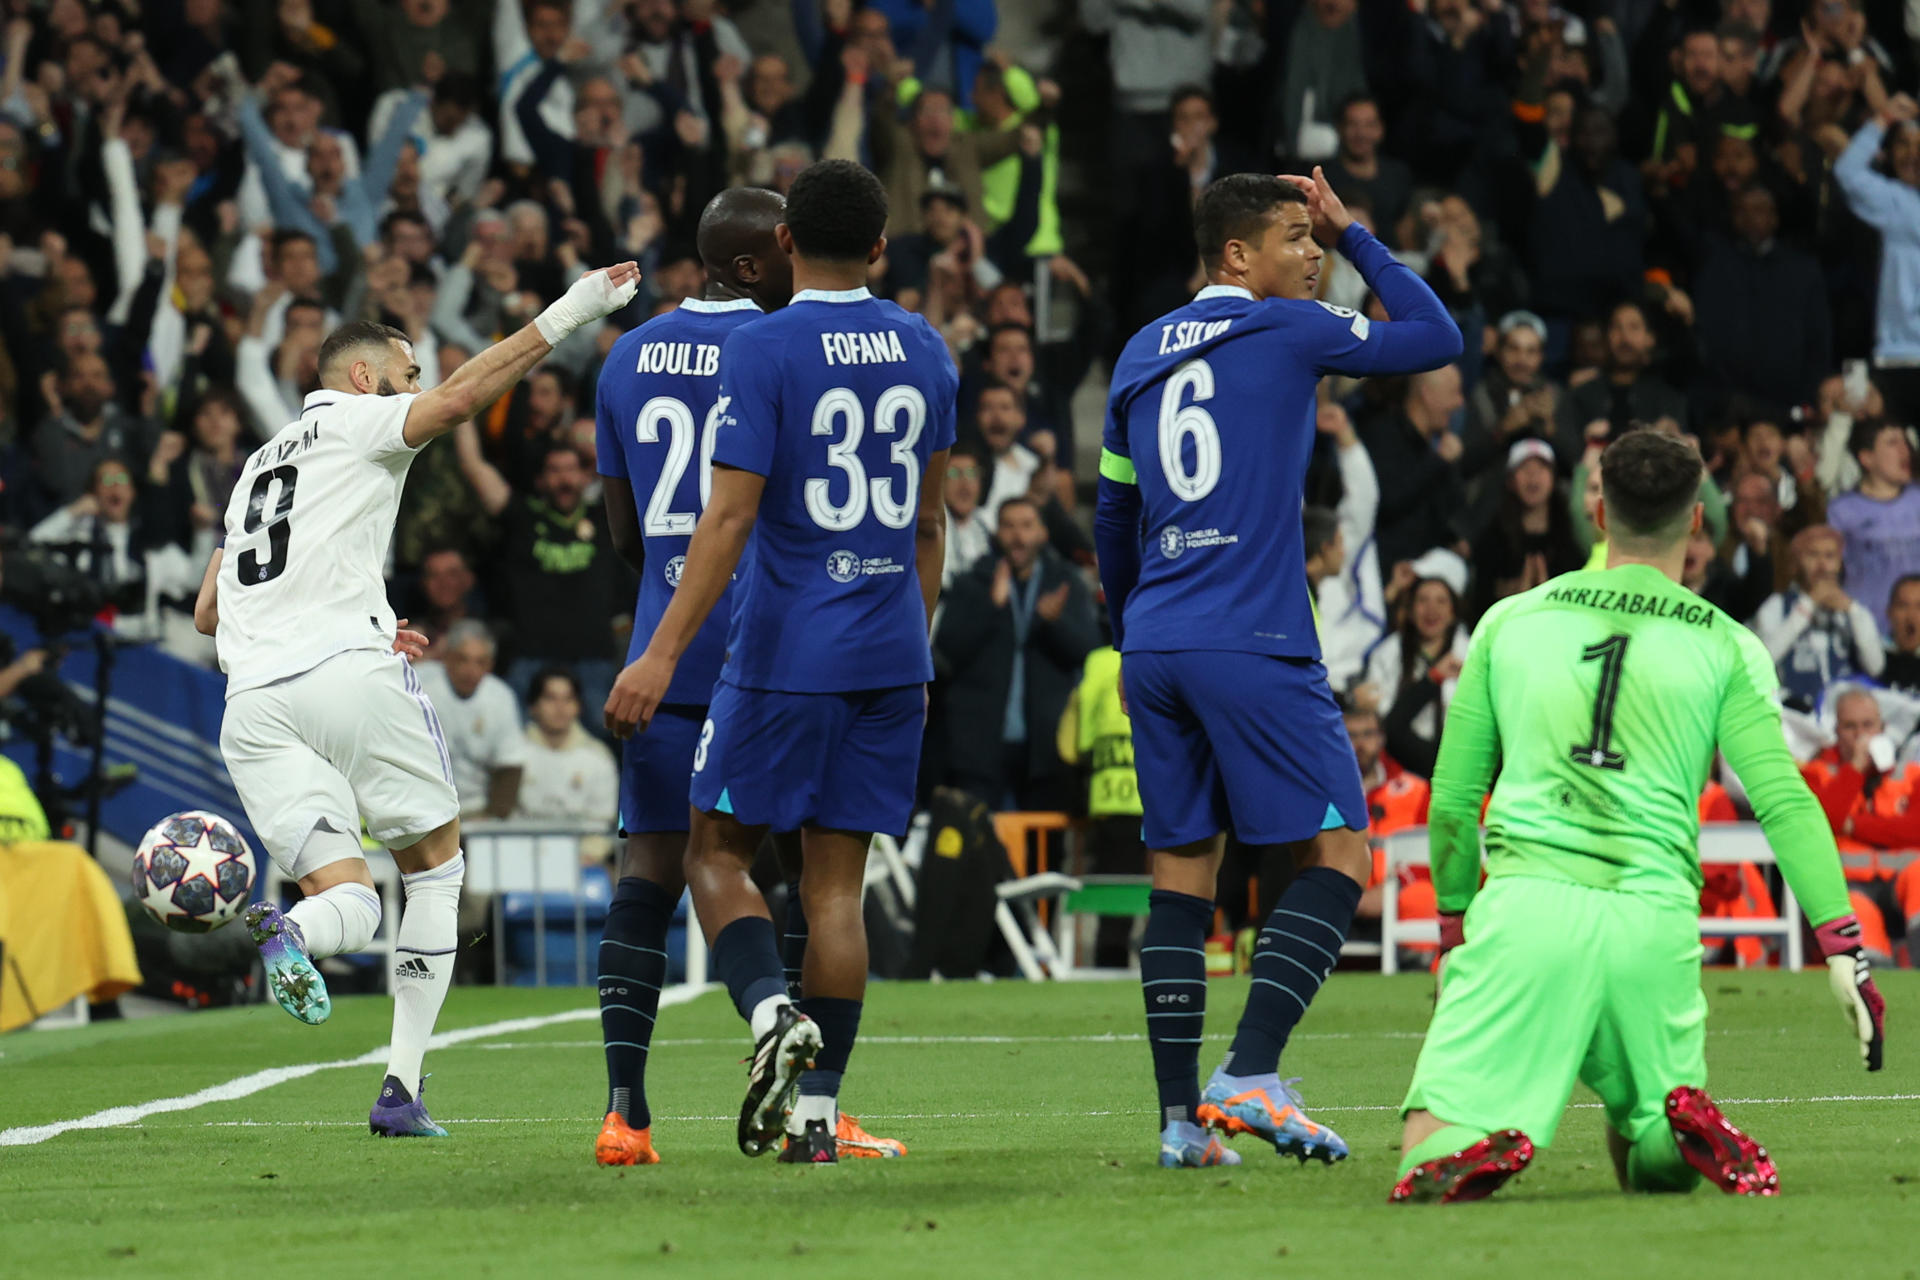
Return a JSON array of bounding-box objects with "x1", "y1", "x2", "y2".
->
[{"x1": 1391, "y1": 430, "x2": 1886, "y2": 1206}]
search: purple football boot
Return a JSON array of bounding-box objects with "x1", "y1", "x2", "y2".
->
[{"x1": 369, "y1": 1075, "x2": 449, "y2": 1138}]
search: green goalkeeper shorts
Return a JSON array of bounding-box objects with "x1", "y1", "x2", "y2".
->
[{"x1": 1401, "y1": 874, "x2": 1707, "y2": 1150}]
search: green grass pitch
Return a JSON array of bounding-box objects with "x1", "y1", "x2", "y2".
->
[{"x1": 3, "y1": 972, "x2": 1915, "y2": 1279}]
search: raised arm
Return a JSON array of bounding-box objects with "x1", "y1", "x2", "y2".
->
[
  {"x1": 1427, "y1": 607, "x2": 1503, "y2": 920},
  {"x1": 404, "y1": 263, "x2": 638, "y2": 447},
  {"x1": 1716, "y1": 631, "x2": 1884, "y2": 1070},
  {"x1": 1281, "y1": 169, "x2": 1461, "y2": 375},
  {"x1": 452, "y1": 419, "x2": 512, "y2": 516}
]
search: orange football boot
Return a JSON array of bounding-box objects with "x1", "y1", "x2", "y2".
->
[
  {"x1": 835, "y1": 1112, "x2": 907, "y2": 1158},
  {"x1": 595, "y1": 1112, "x2": 660, "y2": 1166}
]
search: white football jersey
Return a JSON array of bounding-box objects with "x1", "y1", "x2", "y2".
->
[{"x1": 215, "y1": 389, "x2": 423, "y2": 696}]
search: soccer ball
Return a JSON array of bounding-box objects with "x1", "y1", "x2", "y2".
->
[{"x1": 131, "y1": 810, "x2": 257, "y2": 933}]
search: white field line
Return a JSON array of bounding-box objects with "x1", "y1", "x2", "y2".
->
[
  {"x1": 192, "y1": 1094, "x2": 1920, "y2": 1128},
  {"x1": 0, "y1": 986, "x2": 715, "y2": 1147}
]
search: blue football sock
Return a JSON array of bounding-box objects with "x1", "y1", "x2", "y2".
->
[
  {"x1": 796, "y1": 996, "x2": 861, "y2": 1099},
  {"x1": 710, "y1": 915, "x2": 788, "y2": 1025},
  {"x1": 598, "y1": 876, "x2": 674, "y2": 1128},
  {"x1": 781, "y1": 880, "x2": 808, "y2": 998},
  {"x1": 1224, "y1": 866, "x2": 1361, "y2": 1078},
  {"x1": 1141, "y1": 889, "x2": 1213, "y2": 1127}
]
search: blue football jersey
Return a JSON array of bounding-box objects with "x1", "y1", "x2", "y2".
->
[
  {"x1": 595, "y1": 297, "x2": 763, "y2": 704},
  {"x1": 713, "y1": 287, "x2": 959, "y2": 693},
  {"x1": 1104, "y1": 261, "x2": 1458, "y2": 659}
]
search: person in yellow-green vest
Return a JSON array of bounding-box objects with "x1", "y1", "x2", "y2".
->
[
  {"x1": 1057, "y1": 642, "x2": 1142, "y2": 969},
  {"x1": 898, "y1": 57, "x2": 1062, "y2": 258}
]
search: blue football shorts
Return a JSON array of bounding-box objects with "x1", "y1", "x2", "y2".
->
[
  {"x1": 1121, "y1": 649, "x2": 1368, "y2": 848},
  {"x1": 688, "y1": 679, "x2": 923, "y2": 837}
]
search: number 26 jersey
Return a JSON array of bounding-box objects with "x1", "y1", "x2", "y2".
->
[
  {"x1": 216, "y1": 389, "x2": 424, "y2": 698},
  {"x1": 595, "y1": 297, "x2": 764, "y2": 705},
  {"x1": 714, "y1": 287, "x2": 958, "y2": 694}
]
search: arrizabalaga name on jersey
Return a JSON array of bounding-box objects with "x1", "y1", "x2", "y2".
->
[{"x1": 1543, "y1": 583, "x2": 1719, "y2": 628}]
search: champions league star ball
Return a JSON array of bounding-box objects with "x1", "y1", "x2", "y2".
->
[{"x1": 130, "y1": 810, "x2": 257, "y2": 933}]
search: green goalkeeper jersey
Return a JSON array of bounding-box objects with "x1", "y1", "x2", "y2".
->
[{"x1": 1429, "y1": 563, "x2": 1851, "y2": 925}]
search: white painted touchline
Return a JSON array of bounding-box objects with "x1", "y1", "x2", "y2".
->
[
  {"x1": 188, "y1": 1094, "x2": 1920, "y2": 1128},
  {"x1": 0, "y1": 986, "x2": 717, "y2": 1147}
]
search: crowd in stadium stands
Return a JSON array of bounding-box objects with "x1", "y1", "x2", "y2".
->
[{"x1": 2, "y1": 0, "x2": 1919, "y2": 963}]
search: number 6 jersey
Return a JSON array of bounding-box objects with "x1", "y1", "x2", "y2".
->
[
  {"x1": 595, "y1": 297, "x2": 765, "y2": 705},
  {"x1": 713, "y1": 286, "x2": 957, "y2": 693},
  {"x1": 216, "y1": 389, "x2": 423, "y2": 697}
]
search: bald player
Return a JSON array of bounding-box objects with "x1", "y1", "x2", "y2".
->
[{"x1": 589, "y1": 190, "x2": 909, "y2": 1165}]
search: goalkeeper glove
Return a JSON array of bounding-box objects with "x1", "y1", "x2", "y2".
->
[
  {"x1": 1816, "y1": 915, "x2": 1885, "y2": 1072},
  {"x1": 535, "y1": 265, "x2": 640, "y2": 346}
]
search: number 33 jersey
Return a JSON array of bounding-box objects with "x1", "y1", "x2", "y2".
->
[
  {"x1": 595, "y1": 297, "x2": 765, "y2": 705},
  {"x1": 714, "y1": 287, "x2": 958, "y2": 693},
  {"x1": 216, "y1": 389, "x2": 423, "y2": 697}
]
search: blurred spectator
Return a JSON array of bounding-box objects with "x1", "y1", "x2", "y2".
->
[
  {"x1": 1360, "y1": 552, "x2": 1471, "y2": 778},
  {"x1": 407, "y1": 546, "x2": 482, "y2": 654},
  {"x1": 869, "y1": 0, "x2": 998, "y2": 109},
  {"x1": 1800, "y1": 686, "x2": 1916, "y2": 962},
  {"x1": 933, "y1": 497, "x2": 1098, "y2": 810},
  {"x1": 867, "y1": 81, "x2": 1025, "y2": 238},
  {"x1": 1884, "y1": 574, "x2": 1920, "y2": 694},
  {"x1": 941, "y1": 440, "x2": 992, "y2": 587},
  {"x1": 1322, "y1": 94, "x2": 1410, "y2": 244},
  {"x1": 1313, "y1": 401, "x2": 1385, "y2": 689},
  {"x1": 1467, "y1": 439, "x2": 1584, "y2": 617},
  {"x1": 143, "y1": 390, "x2": 250, "y2": 561},
  {"x1": 1344, "y1": 702, "x2": 1433, "y2": 950},
  {"x1": 1831, "y1": 97, "x2": 1920, "y2": 425},
  {"x1": 1568, "y1": 300, "x2": 1690, "y2": 438},
  {"x1": 1825, "y1": 418, "x2": 1920, "y2": 634},
  {"x1": 418, "y1": 620, "x2": 527, "y2": 822},
  {"x1": 1754, "y1": 525, "x2": 1885, "y2": 705},
  {"x1": 1461, "y1": 311, "x2": 1578, "y2": 528},
  {"x1": 1691, "y1": 183, "x2": 1831, "y2": 414},
  {"x1": 452, "y1": 429, "x2": 630, "y2": 719},
  {"x1": 1057, "y1": 639, "x2": 1143, "y2": 969},
  {"x1": 514, "y1": 666, "x2": 617, "y2": 827},
  {"x1": 1524, "y1": 102, "x2": 1648, "y2": 339},
  {"x1": 1274, "y1": 0, "x2": 1374, "y2": 163},
  {"x1": 29, "y1": 455, "x2": 152, "y2": 599},
  {"x1": 1403, "y1": 0, "x2": 1517, "y2": 183},
  {"x1": 973, "y1": 378, "x2": 1038, "y2": 525},
  {"x1": 32, "y1": 352, "x2": 159, "y2": 508},
  {"x1": 1716, "y1": 468, "x2": 1796, "y2": 617},
  {"x1": 1361, "y1": 365, "x2": 1466, "y2": 573}
]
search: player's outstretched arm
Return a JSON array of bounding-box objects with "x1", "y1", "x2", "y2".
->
[
  {"x1": 1427, "y1": 606, "x2": 1504, "y2": 952},
  {"x1": 605, "y1": 463, "x2": 765, "y2": 738},
  {"x1": 403, "y1": 263, "x2": 640, "y2": 448},
  {"x1": 1281, "y1": 167, "x2": 1461, "y2": 377},
  {"x1": 193, "y1": 548, "x2": 221, "y2": 636},
  {"x1": 914, "y1": 449, "x2": 950, "y2": 632},
  {"x1": 1717, "y1": 631, "x2": 1885, "y2": 1070}
]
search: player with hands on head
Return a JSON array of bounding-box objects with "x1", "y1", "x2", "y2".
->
[
  {"x1": 193, "y1": 260, "x2": 637, "y2": 1138},
  {"x1": 1097, "y1": 163, "x2": 1460, "y2": 1170},
  {"x1": 1398, "y1": 430, "x2": 1884, "y2": 1207}
]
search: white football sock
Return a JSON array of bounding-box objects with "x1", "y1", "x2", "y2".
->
[
  {"x1": 749, "y1": 994, "x2": 790, "y2": 1043},
  {"x1": 285, "y1": 883, "x2": 381, "y2": 958},
  {"x1": 790, "y1": 1093, "x2": 837, "y2": 1133},
  {"x1": 386, "y1": 852, "x2": 463, "y2": 1096}
]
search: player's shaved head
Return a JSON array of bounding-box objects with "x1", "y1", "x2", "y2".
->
[
  {"x1": 1599, "y1": 430, "x2": 1703, "y2": 549},
  {"x1": 696, "y1": 186, "x2": 793, "y2": 308},
  {"x1": 319, "y1": 320, "x2": 415, "y2": 394},
  {"x1": 1193, "y1": 174, "x2": 1307, "y2": 267}
]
